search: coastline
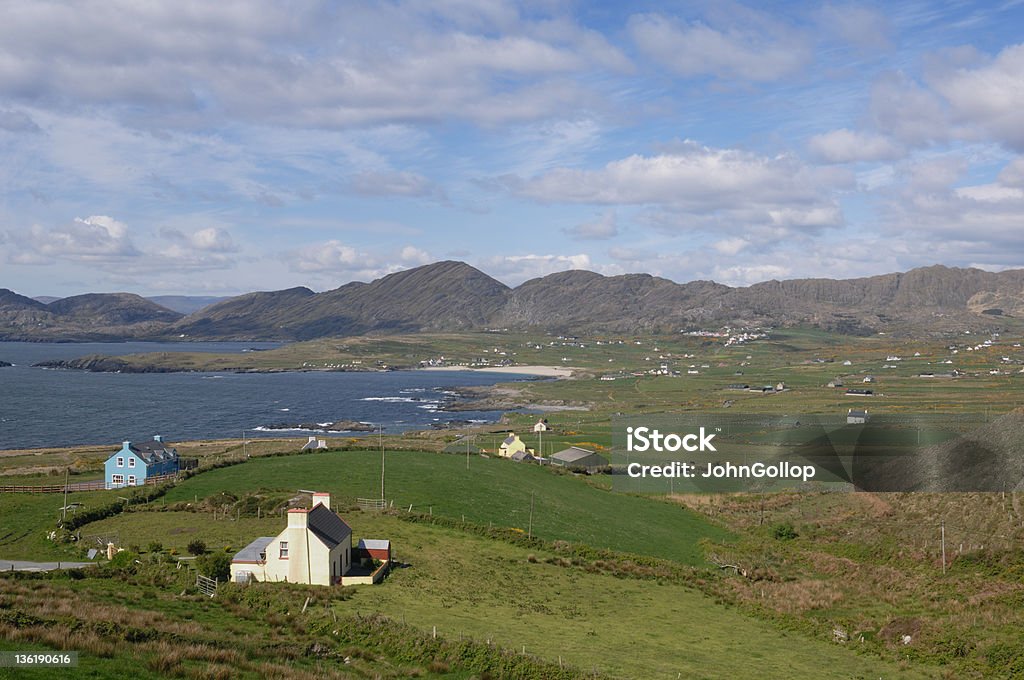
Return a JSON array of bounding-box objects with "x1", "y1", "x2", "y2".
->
[{"x1": 419, "y1": 364, "x2": 577, "y2": 378}]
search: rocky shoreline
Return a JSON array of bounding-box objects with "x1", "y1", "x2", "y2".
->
[
  {"x1": 262, "y1": 419, "x2": 378, "y2": 432},
  {"x1": 441, "y1": 385, "x2": 589, "y2": 412},
  {"x1": 30, "y1": 355, "x2": 393, "y2": 374}
]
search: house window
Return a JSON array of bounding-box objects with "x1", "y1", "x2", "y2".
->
[
  {"x1": 279, "y1": 542, "x2": 289, "y2": 559},
  {"x1": 128, "y1": 458, "x2": 136, "y2": 468},
  {"x1": 116, "y1": 457, "x2": 124, "y2": 467},
  {"x1": 127, "y1": 475, "x2": 136, "y2": 486},
  {"x1": 111, "y1": 474, "x2": 124, "y2": 485}
]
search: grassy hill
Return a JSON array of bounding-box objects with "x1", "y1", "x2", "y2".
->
[{"x1": 161, "y1": 449, "x2": 731, "y2": 564}]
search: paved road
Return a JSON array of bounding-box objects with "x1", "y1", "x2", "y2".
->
[{"x1": 0, "y1": 559, "x2": 95, "y2": 572}]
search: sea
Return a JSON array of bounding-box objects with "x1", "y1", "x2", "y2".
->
[{"x1": 0, "y1": 341, "x2": 531, "y2": 450}]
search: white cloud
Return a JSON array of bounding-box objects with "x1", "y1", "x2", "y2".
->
[
  {"x1": 627, "y1": 12, "x2": 811, "y2": 82},
  {"x1": 768, "y1": 205, "x2": 843, "y2": 228},
  {"x1": 189, "y1": 227, "x2": 236, "y2": 253},
  {"x1": 0, "y1": 109, "x2": 40, "y2": 133},
  {"x1": 874, "y1": 156, "x2": 1024, "y2": 262},
  {"x1": 479, "y1": 253, "x2": 592, "y2": 285},
  {"x1": 291, "y1": 240, "x2": 364, "y2": 274},
  {"x1": 399, "y1": 245, "x2": 432, "y2": 265},
  {"x1": 816, "y1": 4, "x2": 894, "y2": 51},
  {"x1": 869, "y1": 72, "x2": 950, "y2": 147},
  {"x1": 808, "y1": 128, "x2": 904, "y2": 163},
  {"x1": 347, "y1": 171, "x2": 447, "y2": 201},
  {"x1": 4, "y1": 215, "x2": 245, "y2": 274},
  {"x1": 564, "y1": 210, "x2": 618, "y2": 240},
  {"x1": 930, "y1": 43, "x2": 1024, "y2": 150},
  {"x1": 0, "y1": 1, "x2": 626, "y2": 130},
  {"x1": 712, "y1": 237, "x2": 750, "y2": 256},
  {"x1": 288, "y1": 240, "x2": 435, "y2": 284},
  {"x1": 711, "y1": 263, "x2": 793, "y2": 286},
  {"x1": 161, "y1": 226, "x2": 237, "y2": 253},
  {"x1": 5, "y1": 215, "x2": 138, "y2": 264},
  {"x1": 506, "y1": 141, "x2": 848, "y2": 237}
]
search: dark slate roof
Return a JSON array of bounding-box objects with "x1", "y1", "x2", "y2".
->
[
  {"x1": 510, "y1": 450, "x2": 535, "y2": 462},
  {"x1": 552, "y1": 446, "x2": 603, "y2": 464},
  {"x1": 128, "y1": 441, "x2": 178, "y2": 465},
  {"x1": 307, "y1": 504, "x2": 352, "y2": 549},
  {"x1": 232, "y1": 537, "x2": 274, "y2": 563},
  {"x1": 502, "y1": 435, "x2": 517, "y2": 446}
]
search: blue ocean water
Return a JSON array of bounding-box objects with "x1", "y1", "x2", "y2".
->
[{"x1": 0, "y1": 342, "x2": 528, "y2": 449}]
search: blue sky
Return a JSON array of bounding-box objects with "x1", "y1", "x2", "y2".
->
[{"x1": 1, "y1": 0, "x2": 1023, "y2": 297}]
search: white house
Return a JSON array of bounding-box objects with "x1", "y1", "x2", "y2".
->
[
  {"x1": 498, "y1": 433, "x2": 529, "y2": 458},
  {"x1": 847, "y1": 409, "x2": 869, "y2": 424},
  {"x1": 532, "y1": 419, "x2": 550, "y2": 433},
  {"x1": 230, "y1": 492, "x2": 352, "y2": 586},
  {"x1": 301, "y1": 436, "x2": 328, "y2": 451}
]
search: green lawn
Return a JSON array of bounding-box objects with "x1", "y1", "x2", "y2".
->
[{"x1": 161, "y1": 449, "x2": 732, "y2": 564}]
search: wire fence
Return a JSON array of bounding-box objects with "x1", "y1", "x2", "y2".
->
[{"x1": 0, "y1": 471, "x2": 183, "y2": 494}]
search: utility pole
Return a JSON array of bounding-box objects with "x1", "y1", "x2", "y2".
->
[
  {"x1": 528, "y1": 491, "x2": 535, "y2": 538},
  {"x1": 61, "y1": 467, "x2": 69, "y2": 524},
  {"x1": 242, "y1": 430, "x2": 248, "y2": 458},
  {"x1": 941, "y1": 521, "x2": 947, "y2": 575},
  {"x1": 466, "y1": 435, "x2": 471, "y2": 470},
  {"x1": 380, "y1": 423, "x2": 386, "y2": 501}
]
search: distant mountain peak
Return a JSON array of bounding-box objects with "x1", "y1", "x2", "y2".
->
[{"x1": 3, "y1": 261, "x2": 1024, "y2": 341}]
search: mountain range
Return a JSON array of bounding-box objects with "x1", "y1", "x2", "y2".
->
[{"x1": 3, "y1": 261, "x2": 1024, "y2": 341}]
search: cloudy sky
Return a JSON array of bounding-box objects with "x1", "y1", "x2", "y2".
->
[{"x1": 2, "y1": 0, "x2": 1023, "y2": 297}]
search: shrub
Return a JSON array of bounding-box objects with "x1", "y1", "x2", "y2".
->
[
  {"x1": 187, "y1": 539, "x2": 207, "y2": 556},
  {"x1": 772, "y1": 522, "x2": 798, "y2": 541},
  {"x1": 146, "y1": 541, "x2": 163, "y2": 554},
  {"x1": 198, "y1": 552, "x2": 232, "y2": 582}
]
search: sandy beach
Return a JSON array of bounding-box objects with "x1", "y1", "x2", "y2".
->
[{"x1": 419, "y1": 364, "x2": 576, "y2": 378}]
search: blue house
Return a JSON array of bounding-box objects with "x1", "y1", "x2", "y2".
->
[{"x1": 104, "y1": 435, "x2": 179, "y2": 489}]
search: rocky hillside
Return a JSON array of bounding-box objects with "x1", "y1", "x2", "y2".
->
[
  {"x1": 0, "y1": 289, "x2": 182, "y2": 341},
  {"x1": 4, "y1": 262, "x2": 1024, "y2": 341},
  {"x1": 172, "y1": 261, "x2": 510, "y2": 340}
]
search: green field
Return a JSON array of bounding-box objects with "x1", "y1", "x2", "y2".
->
[
  {"x1": 0, "y1": 491, "x2": 110, "y2": 561},
  {"x1": 160, "y1": 449, "x2": 732, "y2": 565}
]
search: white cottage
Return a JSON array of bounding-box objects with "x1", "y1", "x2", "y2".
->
[{"x1": 230, "y1": 492, "x2": 352, "y2": 586}]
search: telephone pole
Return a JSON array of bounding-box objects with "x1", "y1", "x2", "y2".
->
[
  {"x1": 61, "y1": 468, "x2": 69, "y2": 524},
  {"x1": 940, "y1": 521, "x2": 946, "y2": 575},
  {"x1": 380, "y1": 423, "x2": 386, "y2": 501},
  {"x1": 528, "y1": 492, "x2": 535, "y2": 538}
]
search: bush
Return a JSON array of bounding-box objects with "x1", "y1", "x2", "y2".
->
[
  {"x1": 104, "y1": 550, "x2": 140, "y2": 575},
  {"x1": 197, "y1": 552, "x2": 232, "y2": 582},
  {"x1": 146, "y1": 541, "x2": 163, "y2": 554},
  {"x1": 187, "y1": 539, "x2": 207, "y2": 556},
  {"x1": 772, "y1": 522, "x2": 798, "y2": 541}
]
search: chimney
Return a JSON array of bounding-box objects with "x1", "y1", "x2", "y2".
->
[
  {"x1": 153, "y1": 435, "x2": 164, "y2": 443},
  {"x1": 123, "y1": 441, "x2": 131, "y2": 449},
  {"x1": 312, "y1": 492, "x2": 331, "y2": 510},
  {"x1": 307, "y1": 436, "x2": 317, "y2": 443},
  {"x1": 287, "y1": 508, "x2": 308, "y2": 529}
]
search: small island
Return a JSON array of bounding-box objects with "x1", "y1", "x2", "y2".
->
[{"x1": 0, "y1": 360, "x2": 12, "y2": 367}]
